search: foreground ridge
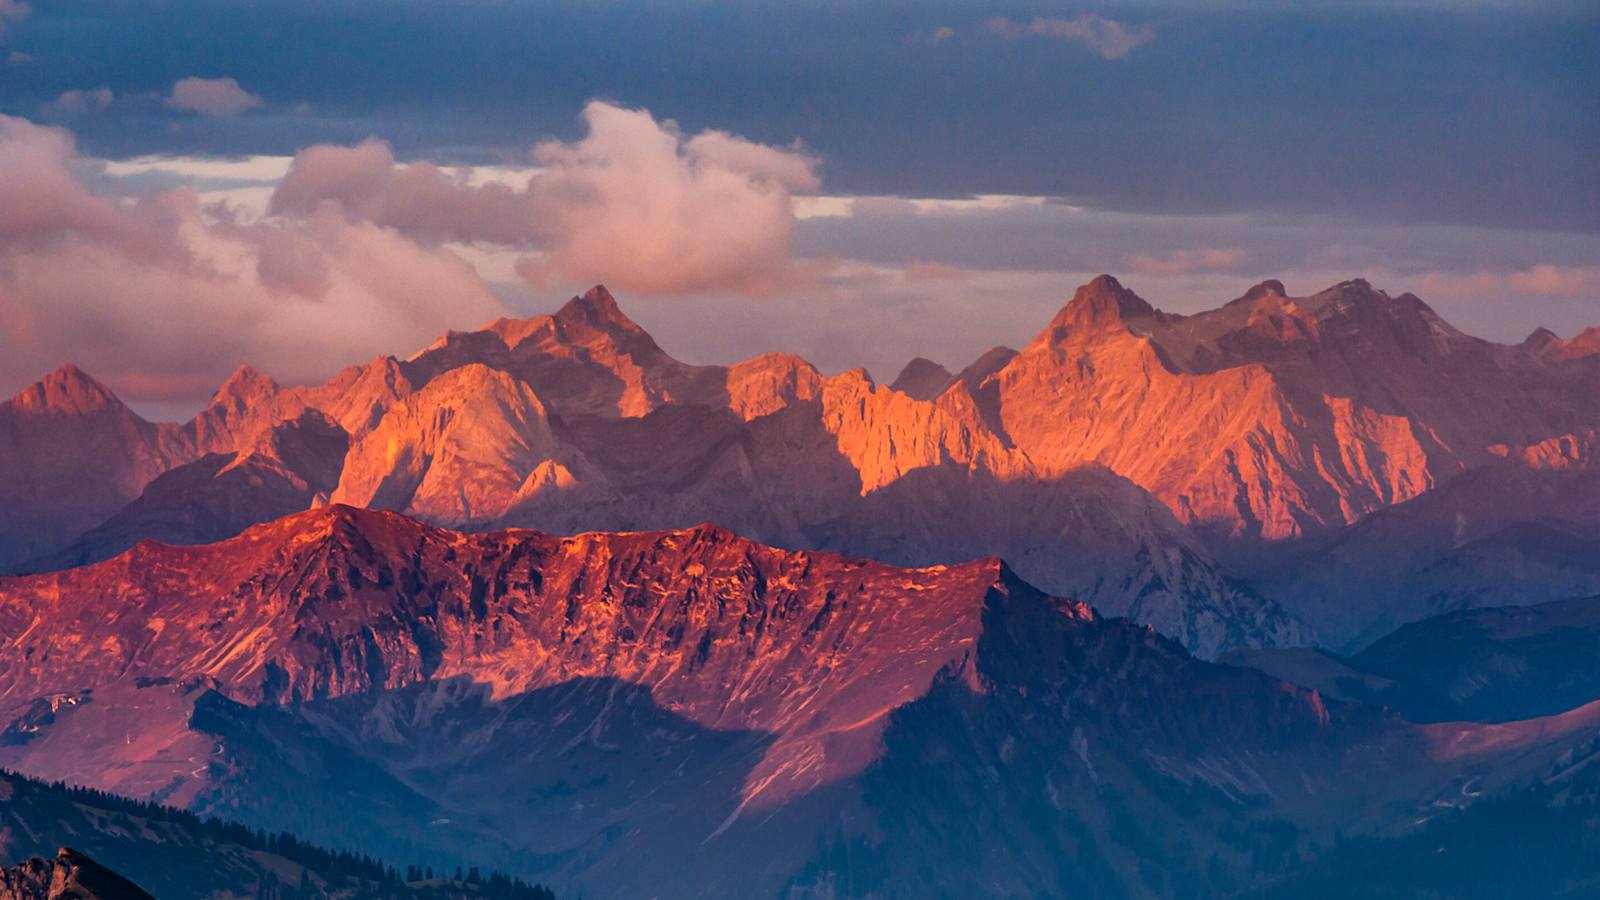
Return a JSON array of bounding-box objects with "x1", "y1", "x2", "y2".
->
[
  {"x1": 0, "y1": 847, "x2": 152, "y2": 900},
  {"x1": 0, "y1": 769, "x2": 556, "y2": 899},
  {"x1": 3, "y1": 506, "x2": 1597, "y2": 897}
]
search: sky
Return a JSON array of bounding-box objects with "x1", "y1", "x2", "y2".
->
[{"x1": 0, "y1": 0, "x2": 1596, "y2": 418}]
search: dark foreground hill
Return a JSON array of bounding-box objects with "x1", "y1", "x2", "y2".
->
[{"x1": 0, "y1": 769, "x2": 555, "y2": 900}]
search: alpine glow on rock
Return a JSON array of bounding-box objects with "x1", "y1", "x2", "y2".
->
[{"x1": 0, "y1": 2, "x2": 1596, "y2": 897}]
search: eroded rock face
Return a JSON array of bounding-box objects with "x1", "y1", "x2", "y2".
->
[
  {"x1": 981, "y1": 276, "x2": 1599, "y2": 544},
  {"x1": 0, "y1": 506, "x2": 1009, "y2": 807}
]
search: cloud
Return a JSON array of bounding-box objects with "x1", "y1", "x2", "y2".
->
[
  {"x1": 52, "y1": 87, "x2": 114, "y2": 114},
  {"x1": 0, "y1": 115, "x2": 502, "y2": 407},
  {"x1": 527, "y1": 101, "x2": 819, "y2": 294},
  {"x1": 269, "y1": 100, "x2": 821, "y2": 295},
  {"x1": 850, "y1": 196, "x2": 921, "y2": 220},
  {"x1": 984, "y1": 15, "x2": 1155, "y2": 59},
  {"x1": 0, "y1": 0, "x2": 27, "y2": 34},
  {"x1": 1509, "y1": 264, "x2": 1600, "y2": 296},
  {"x1": 166, "y1": 76, "x2": 263, "y2": 116},
  {"x1": 0, "y1": 117, "x2": 164, "y2": 256},
  {"x1": 901, "y1": 259, "x2": 966, "y2": 282},
  {"x1": 1127, "y1": 246, "x2": 1247, "y2": 276},
  {"x1": 5, "y1": 51, "x2": 32, "y2": 66},
  {"x1": 906, "y1": 25, "x2": 957, "y2": 46},
  {"x1": 682, "y1": 129, "x2": 820, "y2": 194},
  {"x1": 1418, "y1": 265, "x2": 1600, "y2": 300}
]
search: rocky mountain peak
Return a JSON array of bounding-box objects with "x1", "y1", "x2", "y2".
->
[
  {"x1": 1241, "y1": 279, "x2": 1287, "y2": 302},
  {"x1": 1044, "y1": 274, "x2": 1158, "y2": 339},
  {"x1": 555, "y1": 285, "x2": 640, "y2": 335},
  {"x1": 211, "y1": 365, "x2": 282, "y2": 402},
  {"x1": 188, "y1": 364, "x2": 309, "y2": 454},
  {"x1": 1516, "y1": 325, "x2": 1600, "y2": 362},
  {"x1": 1562, "y1": 326, "x2": 1600, "y2": 359},
  {"x1": 7, "y1": 364, "x2": 127, "y2": 416},
  {"x1": 1522, "y1": 326, "x2": 1561, "y2": 348},
  {"x1": 1301, "y1": 277, "x2": 1389, "y2": 313},
  {"x1": 889, "y1": 357, "x2": 954, "y2": 400}
]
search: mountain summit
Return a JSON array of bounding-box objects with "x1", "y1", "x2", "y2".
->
[
  {"x1": 7, "y1": 364, "x2": 125, "y2": 415},
  {"x1": 1042, "y1": 273, "x2": 1158, "y2": 337}
]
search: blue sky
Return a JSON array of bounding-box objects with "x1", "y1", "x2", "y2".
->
[{"x1": 0, "y1": 1, "x2": 1596, "y2": 414}]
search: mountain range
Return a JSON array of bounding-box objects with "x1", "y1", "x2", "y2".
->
[
  {"x1": 4, "y1": 275, "x2": 1599, "y2": 896},
  {"x1": 4, "y1": 277, "x2": 1596, "y2": 655}
]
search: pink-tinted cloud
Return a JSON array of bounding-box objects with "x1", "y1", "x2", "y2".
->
[
  {"x1": 985, "y1": 15, "x2": 1155, "y2": 59},
  {"x1": 683, "y1": 129, "x2": 820, "y2": 194},
  {"x1": 269, "y1": 100, "x2": 821, "y2": 295},
  {"x1": 52, "y1": 87, "x2": 114, "y2": 114},
  {"x1": 1510, "y1": 264, "x2": 1600, "y2": 296},
  {"x1": 0, "y1": 117, "x2": 167, "y2": 258},
  {"x1": 270, "y1": 138, "x2": 535, "y2": 245},
  {"x1": 1417, "y1": 265, "x2": 1600, "y2": 300},
  {"x1": 0, "y1": 115, "x2": 502, "y2": 407},
  {"x1": 166, "y1": 76, "x2": 263, "y2": 116},
  {"x1": 1127, "y1": 246, "x2": 1246, "y2": 276},
  {"x1": 529, "y1": 101, "x2": 817, "y2": 294}
]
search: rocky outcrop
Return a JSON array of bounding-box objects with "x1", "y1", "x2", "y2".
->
[
  {"x1": 0, "y1": 505, "x2": 1023, "y2": 808},
  {"x1": 0, "y1": 849, "x2": 152, "y2": 900}
]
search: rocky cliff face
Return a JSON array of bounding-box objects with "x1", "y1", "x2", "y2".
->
[
  {"x1": 0, "y1": 505, "x2": 1028, "y2": 808},
  {"x1": 979, "y1": 276, "x2": 1599, "y2": 545}
]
